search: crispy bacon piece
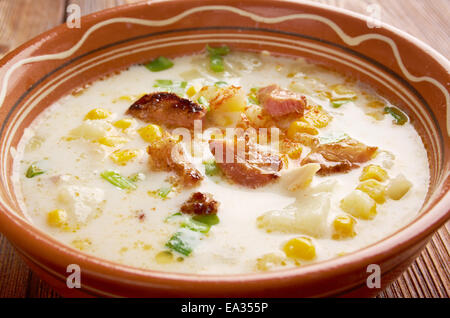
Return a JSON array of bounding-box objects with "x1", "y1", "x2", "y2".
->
[
  {"x1": 181, "y1": 192, "x2": 219, "y2": 215},
  {"x1": 257, "y1": 84, "x2": 307, "y2": 117},
  {"x1": 147, "y1": 136, "x2": 203, "y2": 187},
  {"x1": 126, "y1": 92, "x2": 207, "y2": 128},
  {"x1": 209, "y1": 138, "x2": 283, "y2": 188},
  {"x1": 302, "y1": 137, "x2": 377, "y2": 175}
]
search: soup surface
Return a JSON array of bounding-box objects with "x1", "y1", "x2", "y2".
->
[{"x1": 13, "y1": 49, "x2": 429, "y2": 274}]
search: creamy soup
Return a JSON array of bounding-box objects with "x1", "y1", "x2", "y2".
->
[{"x1": 13, "y1": 48, "x2": 429, "y2": 274}]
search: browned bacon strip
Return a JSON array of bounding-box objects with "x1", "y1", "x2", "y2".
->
[
  {"x1": 257, "y1": 84, "x2": 307, "y2": 117},
  {"x1": 127, "y1": 92, "x2": 207, "y2": 128},
  {"x1": 147, "y1": 136, "x2": 203, "y2": 187},
  {"x1": 209, "y1": 138, "x2": 283, "y2": 188},
  {"x1": 181, "y1": 192, "x2": 219, "y2": 215},
  {"x1": 302, "y1": 137, "x2": 377, "y2": 175}
]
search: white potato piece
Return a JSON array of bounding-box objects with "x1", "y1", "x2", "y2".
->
[
  {"x1": 340, "y1": 190, "x2": 377, "y2": 220},
  {"x1": 281, "y1": 163, "x2": 321, "y2": 192},
  {"x1": 69, "y1": 120, "x2": 114, "y2": 141},
  {"x1": 58, "y1": 185, "x2": 104, "y2": 224},
  {"x1": 257, "y1": 193, "x2": 330, "y2": 238},
  {"x1": 387, "y1": 174, "x2": 412, "y2": 200}
]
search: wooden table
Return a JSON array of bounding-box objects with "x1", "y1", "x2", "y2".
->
[{"x1": 0, "y1": 0, "x2": 448, "y2": 298}]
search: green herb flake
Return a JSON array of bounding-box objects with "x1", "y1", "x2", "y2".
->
[
  {"x1": 100, "y1": 170, "x2": 137, "y2": 190},
  {"x1": 181, "y1": 219, "x2": 211, "y2": 234},
  {"x1": 248, "y1": 87, "x2": 260, "y2": 105},
  {"x1": 203, "y1": 160, "x2": 220, "y2": 177},
  {"x1": 192, "y1": 214, "x2": 220, "y2": 226},
  {"x1": 384, "y1": 106, "x2": 408, "y2": 125},
  {"x1": 153, "y1": 80, "x2": 188, "y2": 95},
  {"x1": 165, "y1": 228, "x2": 201, "y2": 256},
  {"x1": 25, "y1": 163, "x2": 45, "y2": 178},
  {"x1": 157, "y1": 186, "x2": 172, "y2": 199},
  {"x1": 331, "y1": 99, "x2": 352, "y2": 108},
  {"x1": 197, "y1": 96, "x2": 210, "y2": 112},
  {"x1": 164, "y1": 212, "x2": 183, "y2": 222},
  {"x1": 206, "y1": 44, "x2": 230, "y2": 73},
  {"x1": 145, "y1": 56, "x2": 174, "y2": 72},
  {"x1": 214, "y1": 81, "x2": 228, "y2": 87}
]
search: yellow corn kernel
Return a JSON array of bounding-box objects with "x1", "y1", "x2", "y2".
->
[
  {"x1": 287, "y1": 121, "x2": 319, "y2": 138},
  {"x1": 138, "y1": 124, "x2": 164, "y2": 143},
  {"x1": 186, "y1": 86, "x2": 197, "y2": 97},
  {"x1": 47, "y1": 209, "x2": 67, "y2": 227},
  {"x1": 340, "y1": 190, "x2": 377, "y2": 220},
  {"x1": 113, "y1": 118, "x2": 135, "y2": 130},
  {"x1": 84, "y1": 108, "x2": 111, "y2": 120},
  {"x1": 360, "y1": 164, "x2": 388, "y2": 182},
  {"x1": 367, "y1": 100, "x2": 385, "y2": 108},
  {"x1": 110, "y1": 149, "x2": 139, "y2": 165},
  {"x1": 287, "y1": 145, "x2": 303, "y2": 160},
  {"x1": 283, "y1": 236, "x2": 316, "y2": 260},
  {"x1": 332, "y1": 214, "x2": 357, "y2": 240},
  {"x1": 97, "y1": 136, "x2": 128, "y2": 147},
  {"x1": 302, "y1": 106, "x2": 332, "y2": 128},
  {"x1": 387, "y1": 175, "x2": 412, "y2": 200},
  {"x1": 357, "y1": 179, "x2": 386, "y2": 204}
]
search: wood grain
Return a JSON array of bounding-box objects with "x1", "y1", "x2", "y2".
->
[{"x1": 0, "y1": 0, "x2": 448, "y2": 298}]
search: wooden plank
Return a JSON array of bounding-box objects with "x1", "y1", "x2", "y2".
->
[{"x1": 0, "y1": 0, "x2": 66, "y2": 58}]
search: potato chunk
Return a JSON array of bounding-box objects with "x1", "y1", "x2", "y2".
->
[
  {"x1": 340, "y1": 190, "x2": 377, "y2": 220},
  {"x1": 387, "y1": 175, "x2": 412, "y2": 200},
  {"x1": 257, "y1": 193, "x2": 330, "y2": 237}
]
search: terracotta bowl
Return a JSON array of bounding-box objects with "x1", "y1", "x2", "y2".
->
[{"x1": 0, "y1": 0, "x2": 448, "y2": 297}]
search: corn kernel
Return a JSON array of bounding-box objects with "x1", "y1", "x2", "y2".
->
[
  {"x1": 302, "y1": 106, "x2": 332, "y2": 128},
  {"x1": 283, "y1": 236, "x2": 316, "y2": 260},
  {"x1": 186, "y1": 86, "x2": 197, "y2": 97},
  {"x1": 47, "y1": 209, "x2": 67, "y2": 227},
  {"x1": 288, "y1": 145, "x2": 303, "y2": 159},
  {"x1": 84, "y1": 108, "x2": 111, "y2": 120},
  {"x1": 357, "y1": 179, "x2": 386, "y2": 204},
  {"x1": 360, "y1": 164, "x2": 388, "y2": 182},
  {"x1": 138, "y1": 124, "x2": 164, "y2": 143},
  {"x1": 340, "y1": 190, "x2": 377, "y2": 220},
  {"x1": 97, "y1": 136, "x2": 128, "y2": 147},
  {"x1": 387, "y1": 175, "x2": 412, "y2": 200},
  {"x1": 332, "y1": 214, "x2": 357, "y2": 240},
  {"x1": 110, "y1": 149, "x2": 139, "y2": 165},
  {"x1": 287, "y1": 121, "x2": 319, "y2": 138},
  {"x1": 113, "y1": 118, "x2": 135, "y2": 130}
]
